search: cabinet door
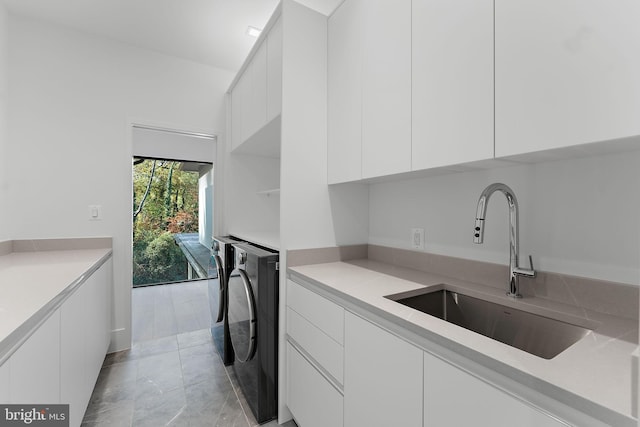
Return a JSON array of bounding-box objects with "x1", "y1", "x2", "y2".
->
[
  {"x1": 287, "y1": 343, "x2": 343, "y2": 427},
  {"x1": 85, "y1": 260, "x2": 112, "y2": 389},
  {"x1": 412, "y1": 0, "x2": 494, "y2": 170},
  {"x1": 10, "y1": 311, "x2": 61, "y2": 404},
  {"x1": 424, "y1": 352, "x2": 567, "y2": 426},
  {"x1": 267, "y1": 17, "x2": 283, "y2": 122},
  {"x1": 250, "y1": 40, "x2": 268, "y2": 138},
  {"x1": 0, "y1": 360, "x2": 9, "y2": 402},
  {"x1": 231, "y1": 72, "x2": 248, "y2": 151},
  {"x1": 344, "y1": 312, "x2": 422, "y2": 427},
  {"x1": 495, "y1": 0, "x2": 640, "y2": 157},
  {"x1": 328, "y1": 0, "x2": 363, "y2": 184},
  {"x1": 61, "y1": 279, "x2": 89, "y2": 426},
  {"x1": 361, "y1": 0, "x2": 412, "y2": 179}
]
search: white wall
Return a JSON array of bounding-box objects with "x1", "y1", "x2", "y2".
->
[
  {"x1": 6, "y1": 14, "x2": 234, "y2": 350},
  {"x1": 369, "y1": 150, "x2": 640, "y2": 285},
  {"x1": 0, "y1": 3, "x2": 7, "y2": 242}
]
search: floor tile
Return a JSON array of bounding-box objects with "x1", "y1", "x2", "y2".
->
[
  {"x1": 132, "y1": 387, "x2": 188, "y2": 427},
  {"x1": 136, "y1": 351, "x2": 183, "y2": 400},
  {"x1": 177, "y1": 328, "x2": 214, "y2": 350},
  {"x1": 84, "y1": 281, "x2": 296, "y2": 427},
  {"x1": 180, "y1": 344, "x2": 227, "y2": 387},
  {"x1": 81, "y1": 399, "x2": 134, "y2": 427},
  {"x1": 130, "y1": 335, "x2": 179, "y2": 360}
]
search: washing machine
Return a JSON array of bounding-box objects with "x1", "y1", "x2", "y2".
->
[
  {"x1": 227, "y1": 242, "x2": 279, "y2": 423},
  {"x1": 209, "y1": 235, "x2": 244, "y2": 366}
]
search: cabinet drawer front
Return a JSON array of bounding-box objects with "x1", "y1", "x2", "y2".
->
[
  {"x1": 287, "y1": 279, "x2": 344, "y2": 344},
  {"x1": 287, "y1": 307, "x2": 343, "y2": 383},
  {"x1": 287, "y1": 343, "x2": 343, "y2": 427}
]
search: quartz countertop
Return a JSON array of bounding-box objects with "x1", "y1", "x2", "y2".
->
[
  {"x1": 0, "y1": 245, "x2": 112, "y2": 364},
  {"x1": 288, "y1": 260, "x2": 638, "y2": 427}
]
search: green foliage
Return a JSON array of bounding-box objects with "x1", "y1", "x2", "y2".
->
[
  {"x1": 132, "y1": 159, "x2": 201, "y2": 286},
  {"x1": 133, "y1": 232, "x2": 187, "y2": 286}
]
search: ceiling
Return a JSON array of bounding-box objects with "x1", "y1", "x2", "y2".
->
[{"x1": 2, "y1": 0, "x2": 283, "y2": 72}]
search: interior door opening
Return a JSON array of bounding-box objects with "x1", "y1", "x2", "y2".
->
[{"x1": 132, "y1": 157, "x2": 215, "y2": 287}]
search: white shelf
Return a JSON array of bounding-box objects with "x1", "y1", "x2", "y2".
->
[{"x1": 257, "y1": 188, "x2": 280, "y2": 197}]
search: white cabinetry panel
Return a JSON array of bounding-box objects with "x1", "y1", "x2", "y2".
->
[
  {"x1": 344, "y1": 312, "x2": 422, "y2": 427},
  {"x1": 327, "y1": 0, "x2": 363, "y2": 184},
  {"x1": 10, "y1": 311, "x2": 61, "y2": 404},
  {"x1": 287, "y1": 343, "x2": 343, "y2": 427},
  {"x1": 61, "y1": 280, "x2": 89, "y2": 426},
  {"x1": 250, "y1": 40, "x2": 268, "y2": 138},
  {"x1": 287, "y1": 308, "x2": 343, "y2": 383},
  {"x1": 361, "y1": 0, "x2": 412, "y2": 179},
  {"x1": 231, "y1": 70, "x2": 249, "y2": 151},
  {"x1": 286, "y1": 279, "x2": 343, "y2": 344},
  {"x1": 60, "y1": 260, "x2": 111, "y2": 427},
  {"x1": 412, "y1": 0, "x2": 494, "y2": 170},
  {"x1": 267, "y1": 17, "x2": 283, "y2": 122},
  {"x1": 495, "y1": 0, "x2": 640, "y2": 157},
  {"x1": 424, "y1": 352, "x2": 567, "y2": 427}
]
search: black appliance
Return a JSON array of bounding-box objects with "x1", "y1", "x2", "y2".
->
[
  {"x1": 209, "y1": 235, "x2": 245, "y2": 365},
  {"x1": 227, "y1": 243, "x2": 279, "y2": 424}
]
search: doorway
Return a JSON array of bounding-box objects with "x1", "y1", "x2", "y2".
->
[{"x1": 132, "y1": 158, "x2": 214, "y2": 287}]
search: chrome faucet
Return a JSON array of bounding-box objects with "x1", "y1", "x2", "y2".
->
[{"x1": 474, "y1": 183, "x2": 536, "y2": 298}]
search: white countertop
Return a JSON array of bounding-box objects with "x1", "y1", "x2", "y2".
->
[
  {"x1": 0, "y1": 247, "x2": 112, "y2": 363},
  {"x1": 289, "y1": 260, "x2": 638, "y2": 426}
]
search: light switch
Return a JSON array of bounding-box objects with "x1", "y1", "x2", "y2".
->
[{"x1": 88, "y1": 205, "x2": 102, "y2": 221}]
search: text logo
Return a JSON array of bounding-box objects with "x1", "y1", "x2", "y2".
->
[{"x1": 0, "y1": 405, "x2": 68, "y2": 427}]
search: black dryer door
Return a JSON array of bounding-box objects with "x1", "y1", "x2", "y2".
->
[
  {"x1": 212, "y1": 254, "x2": 226, "y2": 323},
  {"x1": 227, "y1": 269, "x2": 257, "y2": 362}
]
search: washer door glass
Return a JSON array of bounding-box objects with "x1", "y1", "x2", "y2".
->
[
  {"x1": 212, "y1": 254, "x2": 225, "y2": 323},
  {"x1": 227, "y1": 269, "x2": 257, "y2": 362}
]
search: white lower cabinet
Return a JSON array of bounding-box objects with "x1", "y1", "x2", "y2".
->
[
  {"x1": 10, "y1": 311, "x2": 61, "y2": 404},
  {"x1": 60, "y1": 259, "x2": 112, "y2": 427},
  {"x1": 423, "y1": 352, "x2": 567, "y2": 427},
  {"x1": 286, "y1": 279, "x2": 345, "y2": 427},
  {"x1": 344, "y1": 312, "x2": 423, "y2": 427},
  {"x1": 61, "y1": 282, "x2": 89, "y2": 425},
  {"x1": 2, "y1": 258, "x2": 111, "y2": 427},
  {"x1": 287, "y1": 343, "x2": 343, "y2": 427}
]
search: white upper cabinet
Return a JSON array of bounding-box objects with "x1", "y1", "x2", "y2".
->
[
  {"x1": 328, "y1": 0, "x2": 363, "y2": 184},
  {"x1": 230, "y1": 16, "x2": 283, "y2": 154},
  {"x1": 231, "y1": 68, "x2": 250, "y2": 151},
  {"x1": 250, "y1": 40, "x2": 268, "y2": 136},
  {"x1": 361, "y1": 0, "x2": 412, "y2": 179},
  {"x1": 412, "y1": 0, "x2": 494, "y2": 170},
  {"x1": 495, "y1": 0, "x2": 640, "y2": 157},
  {"x1": 267, "y1": 17, "x2": 283, "y2": 123}
]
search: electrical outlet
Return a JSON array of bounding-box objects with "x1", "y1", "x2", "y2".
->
[{"x1": 411, "y1": 228, "x2": 425, "y2": 250}]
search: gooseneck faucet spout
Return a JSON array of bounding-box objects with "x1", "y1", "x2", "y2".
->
[{"x1": 474, "y1": 183, "x2": 535, "y2": 298}]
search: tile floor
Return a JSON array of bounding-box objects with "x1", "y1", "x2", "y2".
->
[{"x1": 81, "y1": 280, "x2": 296, "y2": 427}]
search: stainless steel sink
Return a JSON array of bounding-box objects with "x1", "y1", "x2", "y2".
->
[{"x1": 386, "y1": 287, "x2": 594, "y2": 359}]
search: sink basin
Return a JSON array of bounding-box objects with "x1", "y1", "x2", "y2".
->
[{"x1": 386, "y1": 287, "x2": 593, "y2": 359}]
